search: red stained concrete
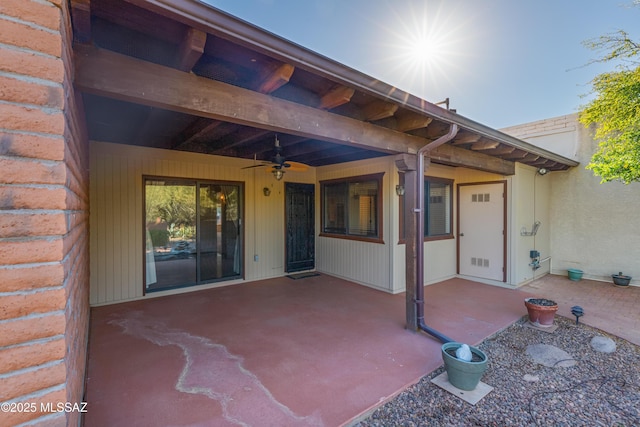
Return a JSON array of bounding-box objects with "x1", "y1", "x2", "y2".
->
[
  {"x1": 520, "y1": 274, "x2": 640, "y2": 346},
  {"x1": 84, "y1": 275, "x2": 536, "y2": 426}
]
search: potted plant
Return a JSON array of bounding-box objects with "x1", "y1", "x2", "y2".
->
[
  {"x1": 441, "y1": 342, "x2": 488, "y2": 391},
  {"x1": 612, "y1": 272, "x2": 632, "y2": 287},
  {"x1": 567, "y1": 268, "x2": 583, "y2": 281},
  {"x1": 524, "y1": 298, "x2": 558, "y2": 327}
]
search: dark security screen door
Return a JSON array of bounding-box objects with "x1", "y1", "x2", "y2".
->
[{"x1": 285, "y1": 183, "x2": 315, "y2": 272}]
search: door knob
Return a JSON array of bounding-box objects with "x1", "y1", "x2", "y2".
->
[{"x1": 460, "y1": 232, "x2": 464, "y2": 236}]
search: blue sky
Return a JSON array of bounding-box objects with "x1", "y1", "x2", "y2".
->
[{"x1": 203, "y1": 0, "x2": 639, "y2": 129}]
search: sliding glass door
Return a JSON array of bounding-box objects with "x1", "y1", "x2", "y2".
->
[
  {"x1": 199, "y1": 183, "x2": 241, "y2": 282},
  {"x1": 144, "y1": 177, "x2": 242, "y2": 292}
]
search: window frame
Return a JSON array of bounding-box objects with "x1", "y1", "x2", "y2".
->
[
  {"x1": 142, "y1": 175, "x2": 244, "y2": 294},
  {"x1": 319, "y1": 172, "x2": 384, "y2": 244},
  {"x1": 398, "y1": 173, "x2": 454, "y2": 243}
]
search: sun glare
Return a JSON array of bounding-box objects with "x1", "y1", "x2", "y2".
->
[
  {"x1": 369, "y1": 2, "x2": 475, "y2": 102},
  {"x1": 406, "y1": 32, "x2": 447, "y2": 68}
]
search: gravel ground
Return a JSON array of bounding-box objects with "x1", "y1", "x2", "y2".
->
[{"x1": 356, "y1": 316, "x2": 640, "y2": 427}]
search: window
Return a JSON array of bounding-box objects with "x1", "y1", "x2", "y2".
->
[
  {"x1": 399, "y1": 174, "x2": 453, "y2": 240},
  {"x1": 320, "y1": 173, "x2": 383, "y2": 242}
]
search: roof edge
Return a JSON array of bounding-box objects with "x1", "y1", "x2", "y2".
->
[{"x1": 128, "y1": 0, "x2": 578, "y2": 168}]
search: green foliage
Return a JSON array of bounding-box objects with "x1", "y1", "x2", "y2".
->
[
  {"x1": 580, "y1": 67, "x2": 640, "y2": 183},
  {"x1": 579, "y1": 4, "x2": 640, "y2": 184},
  {"x1": 148, "y1": 229, "x2": 170, "y2": 247},
  {"x1": 145, "y1": 182, "x2": 196, "y2": 230}
]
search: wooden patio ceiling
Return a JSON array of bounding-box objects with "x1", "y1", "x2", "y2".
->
[{"x1": 70, "y1": 0, "x2": 578, "y2": 173}]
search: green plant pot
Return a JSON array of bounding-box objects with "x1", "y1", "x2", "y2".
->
[
  {"x1": 567, "y1": 268, "x2": 583, "y2": 281},
  {"x1": 441, "y1": 343, "x2": 488, "y2": 391}
]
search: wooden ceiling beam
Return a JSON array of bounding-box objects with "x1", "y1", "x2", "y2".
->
[
  {"x1": 75, "y1": 46, "x2": 418, "y2": 154},
  {"x1": 176, "y1": 27, "x2": 207, "y2": 71},
  {"x1": 502, "y1": 149, "x2": 529, "y2": 160},
  {"x1": 70, "y1": 0, "x2": 91, "y2": 43},
  {"x1": 531, "y1": 157, "x2": 553, "y2": 166},
  {"x1": 134, "y1": 26, "x2": 206, "y2": 146},
  {"x1": 289, "y1": 145, "x2": 362, "y2": 163},
  {"x1": 431, "y1": 145, "x2": 515, "y2": 175},
  {"x1": 395, "y1": 113, "x2": 433, "y2": 132},
  {"x1": 361, "y1": 101, "x2": 399, "y2": 121},
  {"x1": 75, "y1": 46, "x2": 519, "y2": 174},
  {"x1": 470, "y1": 140, "x2": 501, "y2": 151},
  {"x1": 312, "y1": 151, "x2": 388, "y2": 166},
  {"x1": 520, "y1": 153, "x2": 540, "y2": 163},
  {"x1": 91, "y1": 0, "x2": 184, "y2": 43},
  {"x1": 269, "y1": 139, "x2": 333, "y2": 159},
  {"x1": 484, "y1": 145, "x2": 516, "y2": 156},
  {"x1": 318, "y1": 86, "x2": 355, "y2": 110},
  {"x1": 255, "y1": 63, "x2": 295, "y2": 94},
  {"x1": 208, "y1": 128, "x2": 272, "y2": 156},
  {"x1": 172, "y1": 118, "x2": 224, "y2": 149},
  {"x1": 451, "y1": 133, "x2": 481, "y2": 145}
]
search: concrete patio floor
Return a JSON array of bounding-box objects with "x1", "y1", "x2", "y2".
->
[
  {"x1": 82, "y1": 273, "x2": 639, "y2": 426},
  {"x1": 520, "y1": 273, "x2": 640, "y2": 346}
]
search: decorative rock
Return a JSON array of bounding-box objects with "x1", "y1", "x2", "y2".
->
[
  {"x1": 526, "y1": 344, "x2": 576, "y2": 367},
  {"x1": 455, "y1": 343, "x2": 472, "y2": 361},
  {"x1": 590, "y1": 336, "x2": 616, "y2": 353},
  {"x1": 523, "y1": 374, "x2": 539, "y2": 382}
]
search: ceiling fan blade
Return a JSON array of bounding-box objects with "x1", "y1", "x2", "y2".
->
[
  {"x1": 284, "y1": 161, "x2": 309, "y2": 172},
  {"x1": 241, "y1": 163, "x2": 269, "y2": 169},
  {"x1": 265, "y1": 162, "x2": 309, "y2": 173}
]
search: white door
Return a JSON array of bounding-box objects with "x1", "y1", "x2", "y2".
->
[{"x1": 458, "y1": 183, "x2": 505, "y2": 281}]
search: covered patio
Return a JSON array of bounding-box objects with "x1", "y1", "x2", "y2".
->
[{"x1": 83, "y1": 276, "x2": 533, "y2": 426}]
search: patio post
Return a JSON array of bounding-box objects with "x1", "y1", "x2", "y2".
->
[{"x1": 395, "y1": 154, "x2": 418, "y2": 331}]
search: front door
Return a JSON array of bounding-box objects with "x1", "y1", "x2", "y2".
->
[
  {"x1": 458, "y1": 182, "x2": 506, "y2": 281},
  {"x1": 285, "y1": 183, "x2": 315, "y2": 272}
]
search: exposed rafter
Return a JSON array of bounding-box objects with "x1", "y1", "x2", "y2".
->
[
  {"x1": 76, "y1": 45, "x2": 521, "y2": 174},
  {"x1": 176, "y1": 27, "x2": 207, "y2": 71},
  {"x1": 318, "y1": 86, "x2": 355, "y2": 110},
  {"x1": 361, "y1": 101, "x2": 398, "y2": 122},
  {"x1": 255, "y1": 63, "x2": 295, "y2": 94},
  {"x1": 395, "y1": 112, "x2": 433, "y2": 133},
  {"x1": 470, "y1": 140, "x2": 500, "y2": 151},
  {"x1": 70, "y1": 0, "x2": 91, "y2": 43}
]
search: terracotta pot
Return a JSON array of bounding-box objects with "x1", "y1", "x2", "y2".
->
[{"x1": 524, "y1": 298, "x2": 558, "y2": 327}]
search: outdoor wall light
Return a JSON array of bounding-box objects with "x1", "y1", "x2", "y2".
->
[
  {"x1": 395, "y1": 185, "x2": 405, "y2": 196},
  {"x1": 272, "y1": 169, "x2": 284, "y2": 181},
  {"x1": 537, "y1": 167, "x2": 549, "y2": 176},
  {"x1": 263, "y1": 187, "x2": 271, "y2": 196}
]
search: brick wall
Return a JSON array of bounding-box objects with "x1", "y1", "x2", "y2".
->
[
  {"x1": 500, "y1": 114, "x2": 577, "y2": 139},
  {"x1": 0, "y1": 0, "x2": 90, "y2": 426}
]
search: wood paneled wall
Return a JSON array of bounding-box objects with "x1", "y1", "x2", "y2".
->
[{"x1": 89, "y1": 141, "x2": 315, "y2": 305}]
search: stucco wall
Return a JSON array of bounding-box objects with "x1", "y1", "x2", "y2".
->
[
  {"x1": 503, "y1": 114, "x2": 639, "y2": 285},
  {"x1": 510, "y1": 163, "x2": 551, "y2": 286}
]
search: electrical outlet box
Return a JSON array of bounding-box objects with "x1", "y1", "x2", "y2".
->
[
  {"x1": 529, "y1": 250, "x2": 540, "y2": 259},
  {"x1": 254, "y1": 254, "x2": 259, "y2": 262}
]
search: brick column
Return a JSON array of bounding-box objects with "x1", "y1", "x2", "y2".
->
[{"x1": 0, "y1": 1, "x2": 90, "y2": 426}]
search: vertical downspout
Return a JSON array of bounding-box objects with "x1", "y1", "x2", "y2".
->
[{"x1": 416, "y1": 124, "x2": 459, "y2": 343}]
